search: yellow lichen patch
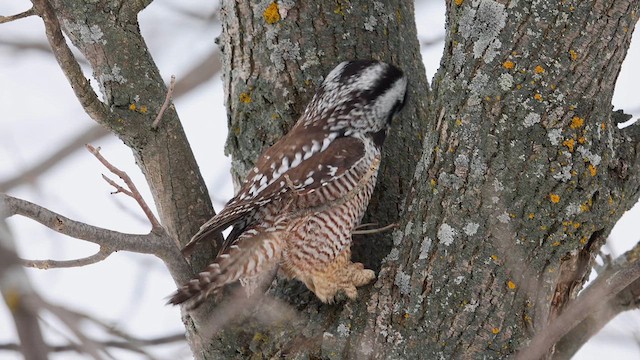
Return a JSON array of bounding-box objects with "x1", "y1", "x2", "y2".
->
[
  {"x1": 534, "y1": 93, "x2": 543, "y2": 101},
  {"x1": 528, "y1": 213, "x2": 535, "y2": 219},
  {"x1": 562, "y1": 138, "x2": 575, "y2": 152},
  {"x1": 253, "y1": 332, "x2": 269, "y2": 342},
  {"x1": 569, "y1": 105, "x2": 576, "y2": 111},
  {"x1": 580, "y1": 236, "x2": 588, "y2": 244},
  {"x1": 578, "y1": 136, "x2": 586, "y2": 144},
  {"x1": 455, "y1": 0, "x2": 464, "y2": 5},
  {"x1": 507, "y1": 280, "x2": 516, "y2": 289},
  {"x1": 129, "y1": 103, "x2": 136, "y2": 111},
  {"x1": 570, "y1": 116, "x2": 584, "y2": 129},
  {"x1": 573, "y1": 222, "x2": 581, "y2": 229},
  {"x1": 589, "y1": 164, "x2": 597, "y2": 176},
  {"x1": 4, "y1": 290, "x2": 20, "y2": 311},
  {"x1": 455, "y1": 118, "x2": 463, "y2": 126},
  {"x1": 569, "y1": 49, "x2": 578, "y2": 61},
  {"x1": 263, "y1": 2, "x2": 281, "y2": 24},
  {"x1": 502, "y1": 60, "x2": 515, "y2": 69},
  {"x1": 492, "y1": 327, "x2": 501, "y2": 334},
  {"x1": 534, "y1": 65, "x2": 545, "y2": 74},
  {"x1": 552, "y1": 241, "x2": 561, "y2": 247},
  {"x1": 139, "y1": 105, "x2": 148, "y2": 114},
  {"x1": 516, "y1": 84, "x2": 523, "y2": 90},
  {"x1": 239, "y1": 92, "x2": 252, "y2": 103},
  {"x1": 550, "y1": 84, "x2": 557, "y2": 90},
  {"x1": 491, "y1": 254, "x2": 499, "y2": 262},
  {"x1": 403, "y1": 313, "x2": 410, "y2": 319},
  {"x1": 550, "y1": 193, "x2": 560, "y2": 203},
  {"x1": 430, "y1": 178, "x2": 437, "y2": 187}
]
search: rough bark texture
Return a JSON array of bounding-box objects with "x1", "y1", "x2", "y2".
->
[
  {"x1": 212, "y1": 0, "x2": 640, "y2": 359},
  {"x1": 28, "y1": 0, "x2": 640, "y2": 358},
  {"x1": 40, "y1": 0, "x2": 221, "y2": 277}
]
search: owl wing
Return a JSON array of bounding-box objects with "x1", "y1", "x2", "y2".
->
[{"x1": 182, "y1": 125, "x2": 366, "y2": 256}]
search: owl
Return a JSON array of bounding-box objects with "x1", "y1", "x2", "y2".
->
[{"x1": 169, "y1": 60, "x2": 407, "y2": 308}]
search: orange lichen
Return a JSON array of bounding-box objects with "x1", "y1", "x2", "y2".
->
[
  {"x1": 589, "y1": 164, "x2": 597, "y2": 176},
  {"x1": 528, "y1": 213, "x2": 535, "y2": 219},
  {"x1": 552, "y1": 241, "x2": 561, "y2": 247},
  {"x1": 601, "y1": 122, "x2": 606, "y2": 130},
  {"x1": 492, "y1": 327, "x2": 501, "y2": 334},
  {"x1": 129, "y1": 103, "x2": 136, "y2": 111},
  {"x1": 578, "y1": 136, "x2": 586, "y2": 144},
  {"x1": 139, "y1": 105, "x2": 148, "y2": 114},
  {"x1": 502, "y1": 60, "x2": 515, "y2": 69},
  {"x1": 534, "y1": 93, "x2": 543, "y2": 101},
  {"x1": 507, "y1": 281, "x2": 516, "y2": 289},
  {"x1": 491, "y1": 255, "x2": 499, "y2": 262},
  {"x1": 550, "y1": 194, "x2": 560, "y2": 203},
  {"x1": 562, "y1": 138, "x2": 575, "y2": 152},
  {"x1": 263, "y1": 2, "x2": 281, "y2": 24},
  {"x1": 239, "y1": 92, "x2": 252, "y2": 103},
  {"x1": 455, "y1": 0, "x2": 464, "y2": 5},
  {"x1": 570, "y1": 116, "x2": 584, "y2": 129},
  {"x1": 534, "y1": 65, "x2": 545, "y2": 74},
  {"x1": 569, "y1": 49, "x2": 578, "y2": 61}
]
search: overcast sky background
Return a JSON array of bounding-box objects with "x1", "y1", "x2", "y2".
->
[{"x1": 1, "y1": 0, "x2": 639, "y2": 359}]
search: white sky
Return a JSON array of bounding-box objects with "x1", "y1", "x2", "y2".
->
[{"x1": 0, "y1": 0, "x2": 638, "y2": 359}]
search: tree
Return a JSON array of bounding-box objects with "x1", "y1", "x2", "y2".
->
[{"x1": 1, "y1": 0, "x2": 639, "y2": 359}]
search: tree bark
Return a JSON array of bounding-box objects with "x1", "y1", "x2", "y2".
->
[
  {"x1": 24, "y1": 0, "x2": 640, "y2": 358},
  {"x1": 215, "y1": 0, "x2": 640, "y2": 359}
]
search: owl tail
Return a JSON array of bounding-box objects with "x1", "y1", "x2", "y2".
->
[{"x1": 167, "y1": 231, "x2": 283, "y2": 309}]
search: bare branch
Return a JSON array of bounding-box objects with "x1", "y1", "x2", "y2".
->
[
  {"x1": 0, "y1": 8, "x2": 36, "y2": 24},
  {"x1": 30, "y1": 0, "x2": 109, "y2": 124},
  {"x1": 517, "y1": 241, "x2": 640, "y2": 360},
  {"x1": 152, "y1": 75, "x2": 176, "y2": 129},
  {"x1": 22, "y1": 246, "x2": 113, "y2": 269},
  {"x1": 0, "y1": 126, "x2": 110, "y2": 192},
  {"x1": 1, "y1": 193, "x2": 160, "y2": 255},
  {"x1": 0, "y1": 333, "x2": 185, "y2": 353},
  {"x1": 86, "y1": 144, "x2": 161, "y2": 230}
]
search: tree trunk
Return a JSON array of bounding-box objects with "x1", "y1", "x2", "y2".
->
[
  {"x1": 214, "y1": 0, "x2": 640, "y2": 359},
  {"x1": 30, "y1": 0, "x2": 640, "y2": 358}
]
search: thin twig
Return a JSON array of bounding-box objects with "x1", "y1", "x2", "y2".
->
[
  {"x1": 22, "y1": 246, "x2": 112, "y2": 269},
  {"x1": 152, "y1": 75, "x2": 176, "y2": 129},
  {"x1": 0, "y1": 8, "x2": 36, "y2": 24},
  {"x1": 86, "y1": 144, "x2": 161, "y2": 230},
  {"x1": 352, "y1": 223, "x2": 398, "y2": 235},
  {"x1": 0, "y1": 333, "x2": 186, "y2": 353}
]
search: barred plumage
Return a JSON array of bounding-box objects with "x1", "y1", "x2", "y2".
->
[{"x1": 170, "y1": 60, "x2": 407, "y2": 308}]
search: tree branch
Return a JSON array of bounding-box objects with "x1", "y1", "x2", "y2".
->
[
  {"x1": 0, "y1": 333, "x2": 185, "y2": 354},
  {"x1": 0, "y1": 126, "x2": 110, "y2": 192},
  {"x1": 1, "y1": 193, "x2": 160, "y2": 255},
  {"x1": 86, "y1": 144, "x2": 162, "y2": 231},
  {"x1": 0, "y1": 216, "x2": 49, "y2": 360},
  {"x1": 30, "y1": 0, "x2": 109, "y2": 124},
  {"x1": 0, "y1": 8, "x2": 36, "y2": 24},
  {"x1": 517, "y1": 241, "x2": 640, "y2": 360},
  {"x1": 152, "y1": 75, "x2": 176, "y2": 129},
  {"x1": 22, "y1": 246, "x2": 113, "y2": 269}
]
